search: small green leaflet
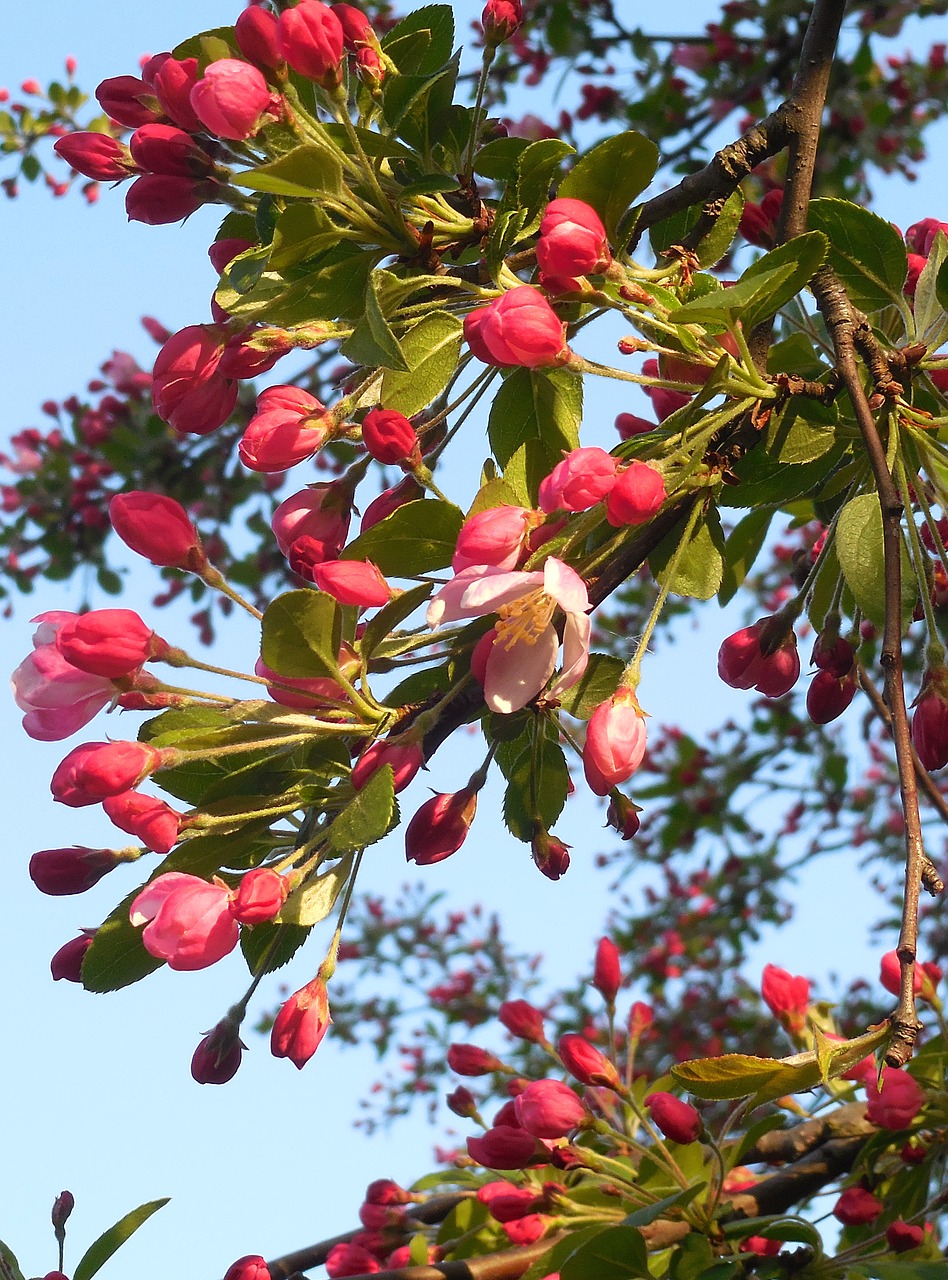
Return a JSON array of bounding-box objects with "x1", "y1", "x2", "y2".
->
[
  {"x1": 835, "y1": 492, "x2": 915, "y2": 629},
  {"x1": 72, "y1": 1199, "x2": 169, "y2": 1280},
  {"x1": 327, "y1": 764, "x2": 396, "y2": 853},
  {"x1": 560, "y1": 1225, "x2": 650, "y2": 1280},
  {"x1": 230, "y1": 145, "x2": 343, "y2": 198},
  {"x1": 279, "y1": 851, "x2": 355, "y2": 926},
  {"x1": 380, "y1": 311, "x2": 463, "y2": 415},
  {"x1": 261, "y1": 589, "x2": 342, "y2": 681}
]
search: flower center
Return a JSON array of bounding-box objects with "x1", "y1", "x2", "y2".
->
[{"x1": 494, "y1": 588, "x2": 555, "y2": 650}]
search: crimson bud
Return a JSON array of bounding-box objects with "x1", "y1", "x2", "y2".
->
[
  {"x1": 276, "y1": 1, "x2": 346, "y2": 86},
  {"x1": 223, "y1": 1256, "x2": 271, "y2": 1280},
  {"x1": 192, "y1": 1019, "x2": 247, "y2": 1086},
  {"x1": 886, "y1": 1221, "x2": 926, "y2": 1253},
  {"x1": 54, "y1": 132, "x2": 135, "y2": 180},
  {"x1": 498, "y1": 1000, "x2": 546, "y2": 1043},
  {"x1": 537, "y1": 197, "x2": 611, "y2": 279},
  {"x1": 232, "y1": 868, "x2": 288, "y2": 926},
  {"x1": 30, "y1": 845, "x2": 129, "y2": 895},
  {"x1": 109, "y1": 491, "x2": 205, "y2": 569},
  {"x1": 515, "y1": 1079, "x2": 587, "y2": 1139},
  {"x1": 54, "y1": 608, "x2": 170, "y2": 678},
  {"x1": 405, "y1": 787, "x2": 478, "y2": 865},
  {"x1": 760, "y1": 963, "x2": 809, "y2": 1036},
  {"x1": 465, "y1": 286, "x2": 568, "y2": 368},
  {"x1": 645, "y1": 1091, "x2": 702, "y2": 1144},
  {"x1": 466, "y1": 1125, "x2": 540, "y2": 1170},
  {"x1": 235, "y1": 6, "x2": 283, "y2": 69},
  {"x1": 605, "y1": 461, "x2": 666, "y2": 527},
  {"x1": 593, "y1": 936, "x2": 622, "y2": 1002},
  {"x1": 361, "y1": 407, "x2": 420, "y2": 465},
  {"x1": 190, "y1": 60, "x2": 274, "y2": 140},
  {"x1": 482, "y1": 0, "x2": 523, "y2": 44},
  {"x1": 558, "y1": 1032, "x2": 621, "y2": 1088},
  {"x1": 912, "y1": 667, "x2": 948, "y2": 770},
  {"x1": 866, "y1": 1067, "x2": 925, "y2": 1129},
  {"x1": 832, "y1": 1186, "x2": 884, "y2": 1226},
  {"x1": 447, "y1": 1043, "x2": 503, "y2": 1076},
  {"x1": 50, "y1": 930, "x2": 95, "y2": 982},
  {"x1": 270, "y1": 975, "x2": 331, "y2": 1068},
  {"x1": 718, "y1": 618, "x2": 800, "y2": 698},
  {"x1": 51, "y1": 740, "x2": 166, "y2": 807}
]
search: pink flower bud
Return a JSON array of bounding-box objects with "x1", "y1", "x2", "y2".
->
[
  {"x1": 531, "y1": 830, "x2": 571, "y2": 880},
  {"x1": 453, "y1": 504, "x2": 539, "y2": 573},
  {"x1": 558, "y1": 1033, "x2": 620, "y2": 1088},
  {"x1": 806, "y1": 669, "x2": 856, "y2": 724},
  {"x1": 209, "y1": 237, "x2": 255, "y2": 274},
  {"x1": 361, "y1": 407, "x2": 420, "y2": 465},
  {"x1": 54, "y1": 132, "x2": 135, "y2": 180},
  {"x1": 125, "y1": 173, "x2": 214, "y2": 225},
  {"x1": 912, "y1": 667, "x2": 948, "y2": 770},
  {"x1": 738, "y1": 189, "x2": 783, "y2": 248},
  {"x1": 108, "y1": 491, "x2": 204, "y2": 570},
  {"x1": 51, "y1": 740, "x2": 165, "y2": 807},
  {"x1": 29, "y1": 845, "x2": 127, "y2": 895},
  {"x1": 477, "y1": 1182, "x2": 539, "y2": 1223},
  {"x1": 12, "y1": 615, "x2": 115, "y2": 742},
  {"x1": 482, "y1": 0, "x2": 523, "y2": 44},
  {"x1": 190, "y1": 60, "x2": 274, "y2": 141},
  {"x1": 223, "y1": 1256, "x2": 270, "y2": 1280},
  {"x1": 465, "y1": 287, "x2": 568, "y2": 368},
  {"x1": 103, "y1": 790, "x2": 182, "y2": 854},
  {"x1": 330, "y1": 4, "x2": 378, "y2": 49},
  {"x1": 54, "y1": 608, "x2": 168, "y2": 678},
  {"x1": 628, "y1": 1001, "x2": 654, "y2": 1039},
  {"x1": 235, "y1": 6, "x2": 283, "y2": 69},
  {"x1": 466, "y1": 1125, "x2": 541, "y2": 1170},
  {"x1": 886, "y1": 1221, "x2": 926, "y2": 1253},
  {"x1": 904, "y1": 253, "x2": 927, "y2": 298},
  {"x1": 95, "y1": 75, "x2": 161, "y2": 128},
  {"x1": 718, "y1": 619, "x2": 800, "y2": 698},
  {"x1": 645, "y1": 1091, "x2": 702, "y2": 1144},
  {"x1": 504, "y1": 1214, "x2": 550, "y2": 1246},
  {"x1": 364, "y1": 1179, "x2": 411, "y2": 1206},
  {"x1": 50, "y1": 930, "x2": 95, "y2": 981},
  {"x1": 515, "y1": 1079, "x2": 587, "y2": 1139},
  {"x1": 760, "y1": 963, "x2": 809, "y2": 1036},
  {"x1": 325, "y1": 1243, "x2": 380, "y2": 1277},
  {"x1": 308, "y1": 558, "x2": 393, "y2": 606},
  {"x1": 192, "y1": 1019, "x2": 246, "y2": 1085},
  {"x1": 905, "y1": 217, "x2": 948, "y2": 257},
  {"x1": 447, "y1": 1043, "x2": 503, "y2": 1076},
  {"x1": 640, "y1": 358, "x2": 692, "y2": 421},
  {"x1": 866, "y1": 1067, "x2": 926, "y2": 1129},
  {"x1": 238, "y1": 388, "x2": 332, "y2": 471},
  {"x1": 360, "y1": 477, "x2": 423, "y2": 531},
  {"x1": 604, "y1": 461, "x2": 666, "y2": 527},
  {"x1": 352, "y1": 739, "x2": 424, "y2": 793},
  {"x1": 152, "y1": 325, "x2": 236, "y2": 434},
  {"x1": 405, "y1": 787, "x2": 478, "y2": 865},
  {"x1": 811, "y1": 631, "x2": 855, "y2": 677},
  {"x1": 583, "y1": 689, "x2": 647, "y2": 796},
  {"x1": 151, "y1": 57, "x2": 202, "y2": 132},
  {"x1": 537, "y1": 198, "x2": 611, "y2": 280},
  {"x1": 128, "y1": 123, "x2": 213, "y2": 178},
  {"x1": 615, "y1": 412, "x2": 657, "y2": 439},
  {"x1": 498, "y1": 999, "x2": 546, "y2": 1043},
  {"x1": 254, "y1": 657, "x2": 346, "y2": 709},
  {"x1": 832, "y1": 1187, "x2": 883, "y2": 1226},
  {"x1": 539, "y1": 447, "x2": 618, "y2": 513},
  {"x1": 271, "y1": 480, "x2": 352, "y2": 558},
  {"x1": 277, "y1": 1, "x2": 346, "y2": 86},
  {"x1": 593, "y1": 936, "x2": 622, "y2": 1002},
  {"x1": 130, "y1": 872, "x2": 238, "y2": 970},
  {"x1": 270, "y1": 975, "x2": 331, "y2": 1068},
  {"x1": 232, "y1": 868, "x2": 288, "y2": 925}
]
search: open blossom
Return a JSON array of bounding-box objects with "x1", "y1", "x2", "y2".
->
[
  {"x1": 12, "y1": 613, "x2": 114, "y2": 741},
  {"x1": 130, "y1": 872, "x2": 239, "y2": 970},
  {"x1": 428, "y1": 558, "x2": 591, "y2": 715}
]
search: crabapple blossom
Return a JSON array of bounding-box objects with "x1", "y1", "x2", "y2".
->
[
  {"x1": 405, "y1": 787, "x2": 478, "y2": 864},
  {"x1": 12, "y1": 614, "x2": 114, "y2": 741},
  {"x1": 536, "y1": 198, "x2": 611, "y2": 280},
  {"x1": 645, "y1": 1092, "x2": 702, "y2": 1144},
  {"x1": 151, "y1": 325, "x2": 236, "y2": 435},
  {"x1": 128, "y1": 123, "x2": 213, "y2": 177},
  {"x1": 447, "y1": 1043, "x2": 504, "y2": 1076},
  {"x1": 866, "y1": 1067, "x2": 926, "y2": 1129},
  {"x1": 231, "y1": 868, "x2": 288, "y2": 926},
  {"x1": 911, "y1": 667, "x2": 948, "y2": 769},
  {"x1": 879, "y1": 950, "x2": 941, "y2": 1002},
  {"x1": 498, "y1": 1000, "x2": 546, "y2": 1043},
  {"x1": 271, "y1": 481, "x2": 352, "y2": 559},
  {"x1": 270, "y1": 975, "x2": 331, "y2": 1068},
  {"x1": 482, "y1": 0, "x2": 523, "y2": 44},
  {"x1": 833, "y1": 1187, "x2": 884, "y2": 1226},
  {"x1": 718, "y1": 619, "x2": 801, "y2": 698},
  {"x1": 515, "y1": 1079, "x2": 587, "y2": 1138},
  {"x1": 235, "y1": 6, "x2": 283, "y2": 69},
  {"x1": 130, "y1": 872, "x2": 239, "y2": 970},
  {"x1": 102, "y1": 791, "x2": 183, "y2": 854},
  {"x1": 51, "y1": 740, "x2": 167, "y2": 807},
  {"x1": 464, "y1": 286, "x2": 568, "y2": 368},
  {"x1": 886, "y1": 1222, "x2": 927, "y2": 1252},
  {"x1": 806, "y1": 669, "x2": 857, "y2": 723},
  {"x1": 223, "y1": 1256, "x2": 270, "y2": 1280},
  {"x1": 583, "y1": 688, "x2": 648, "y2": 795},
  {"x1": 238, "y1": 386, "x2": 333, "y2": 471},
  {"x1": 558, "y1": 1034, "x2": 620, "y2": 1087},
  {"x1": 50, "y1": 931, "x2": 95, "y2": 982},
  {"x1": 125, "y1": 174, "x2": 215, "y2": 225},
  {"x1": 108, "y1": 491, "x2": 205, "y2": 569},
  {"x1": 604, "y1": 461, "x2": 666, "y2": 526},
  {"x1": 95, "y1": 74, "x2": 161, "y2": 128},
  {"x1": 760, "y1": 963, "x2": 810, "y2": 1036},
  {"x1": 151, "y1": 56, "x2": 202, "y2": 132},
  {"x1": 466, "y1": 1125, "x2": 541, "y2": 1169},
  {"x1": 538, "y1": 447, "x2": 618, "y2": 513},
  {"x1": 54, "y1": 608, "x2": 171, "y2": 678},
  {"x1": 325, "y1": 1243, "x2": 380, "y2": 1277},
  {"x1": 190, "y1": 60, "x2": 274, "y2": 140}
]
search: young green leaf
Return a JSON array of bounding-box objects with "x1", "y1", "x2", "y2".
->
[{"x1": 73, "y1": 1200, "x2": 169, "y2": 1280}]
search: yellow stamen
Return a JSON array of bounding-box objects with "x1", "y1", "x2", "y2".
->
[{"x1": 494, "y1": 588, "x2": 555, "y2": 651}]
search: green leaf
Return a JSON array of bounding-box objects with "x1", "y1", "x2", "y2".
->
[
  {"x1": 912, "y1": 231, "x2": 948, "y2": 349},
  {"x1": 343, "y1": 499, "x2": 463, "y2": 575},
  {"x1": 73, "y1": 1200, "x2": 169, "y2": 1280},
  {"x1": 557, "y1": 653, "x2": 624, "y2": 720},
  {"x1": 382, "y1": 4, "x2": 454, "y2": 75},
  {"x1": 560, "y1": 1225, "x2": 650, "y2": 1280},
  {"x1": 328, "y1": 764, "x2": 396, "y2": 853},
  {"x1": 648, "y1": 190, "x2": 744, "y2": 269},
  {"x1": 467, "y1": 476, "x2": 527, "y2": 518},
  {"x1": 835, "y1": 492, "x2": 915, "y2": 629},
  {"x1": 82, "y1": 890, "x2": 164, "y2": 993},
  {"x1": 624, "y1": 1186, "x2": 704, "y2": 1227},
  {"x1": 240, "y1": 920, "x2": 310, "y2": 975},
  {"x1": 669, "y1": 1233, "x2": 714, "y2": 1280},
  {"x1": 489, "y1": 368, "x2": 582, "y2": 504},
  {"x1": 520, "y1": 1227, "x2": 609, "y2": 1280},
  {"x1": 279, "y1": 851, "x2": 355, "y2": 925},
  {"x1": 360, "y1": 582, "x2": 433, "y2": 660},
  {"x1": 341, "y1": 271, "x2": 411, "y2": 371},
  {"x1": 719, "y1": 508, "x2": 775, "y2": 605},
  {"x1": 718, "y1": 439, "x2": 849, "y2": 510},
  {"x1": 380, "y1": 311, "x2": 464, "y2": 415},
  {"x1": 474, "y1": 136, "x2": 532, "y2": 181},
  {"x1": 669, "y1": 262, "x2": 796, "y2": 328},
  {"x1": 501, "y1": 730, "x2": 570, "y2": 841},
  {"x1": 736, "y1": 231, "x2": 829, "y2": 327},
  {"x1": 936, "y1": 254, "x2": 948, "y2": 315},
  {"x1": 516, "y1": 138, "x2": 575, "y2": 220},
  {"x1": 851, "y1": 1265, "x2": 948, "y2": 1280},
  {"x1": 261, "y1": 589, "x2": 342, "y2": 680},
  {"x1": 230, "y1": 145, "x2": 343, "y2": 198},
  {"x1": 671, "y1": 1021, "x2": 890, "y2": 1106},
  {"x1": 559, "y1": 131, "x2": 659, "y2": 245},
  {"x1": 0, "y1": 1239, "x2": 26, "y2": 1280},
  {"x1": 650, "y1": 503, "x2": 725, "y2": 601},
  {"x1": 809, "y1": 198, "x2": 909, "y2": 312},
  {"x1": 269, "y1": 203, "x2": 344, "y2": 271}
]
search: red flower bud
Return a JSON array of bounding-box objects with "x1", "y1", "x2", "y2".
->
[
  {"x1": 515, "y1": 1079, "x2": 587, "y2": 1139},
  {"x1": 235, "y1": 6, "x2": 283, "y2": 70},
  {"x1": 51, "y1": 1191, "x2": 75, "y2": 1231},
  {"x1": 130, "y1": 872, "x2": 239, "y2": 970},
  {"x1": 537, "y1": 198, "x2": 611, "y2": 280},
  {"x1": 270, "y1": 975, "x2": 331, "y2": 1068},
  {"x1": 102, "y1": 790, "x2": 183, "y2": 854},
  {"x1": 361, "y1": 407, "x2": 420, "y2": 465},
  {"x1": 109, "y1": 491, "x2": 205, "y2": 570},
  {"x1": 760, "y1": 963, "x2": 809, "y2": 1036},
  {"x1": 125, "y1": 174, "x2": 214, "y2": 225},
  {"x1": 593, "y1": 936, "x2": 622, "y2": 1002},
  {"x1": 806, "y1": 669, "x2": 856, "y2": 724},
  {"x1": 832, "y1": 1186, "x2": 883, "y2": 1226},
  {"x1": 308, "y1": 559, "x2": 393, "y2": 606},
  {"x1": 447, "y1": 1043, "x2": 503, "y2": 1076},
  {"x1": 465, "y1": 286, "x2": 568, "y2": 369},
  {"x1": 50, "y1": 930, "x2": 95, "y2": 982},
  {"x1": 531, "y1": 830, "x2": 571, "y2": 880},
  {"x1": 95, "y1": 75, "x2": 161, "y2": 128},
  {"x1": 365, "y1": 1179, "x2": 411, "y2": 1206},
  {"x1": 866, "y1": 1067, "x2": 925, "y2": 1129},
  {"x1": 644, "y1": 1091, "x2": 702, "y2": 1144},
  {"x1": 192, "y1": 1019, "x2": 246, "y2": 1085},
  {"x1": 811, "y1": 631, "x2": 854, "y2": 677},
  {"x1": 539, "y1": 446, "x2": 618, "y2": 513},
  {"x1": 51, "y1": 740, "x2": 166, "y2": 807},
  {"x1": 152, "y1": 325, "x2": 236, "y2": 435},
  {"x1": 223, "y1": 1256, "x2": 271, "y2": 1280},
  {"x1": 54, "y1": 132, "x2": 135, "y2": 180},
  {"x1": 277, "y1": 1, "x2": 346, "y2": 86},
  {"x1": 886, "y1": 1221, "x2": 926, "y2": 1253},
  {"x1": 718, "y1": 618, "x2": 800, "y2": 698},
  {"x1": 129, "y1": 123, "x2": 213, "y2": 177},
  {"x1": 466, "y1": 1125, "x2": 540, "y2": 1170},
  {"x1": 190, "y1": 60, "x2": 274, "y2": 141},
  {"x1": 912, "y1": 667, "x2": 948, "y2": 770},
  {"x1": 558, "y1": 1032, "x2": 620, "y2": 1088},
  {"x1": 628, "y1": 1001, "x2": 654, "y2": 1038},
  {"x1": 325, "y1": 1243, "x2": 380, "y2": 1277},
  {"x1": 238, "y1": 387, "x2": 332, "y2": 471},
  {"x1": 360, "y1": 477, "x2": 423, "y2": 531},
  {"x1": 498, "y1": 1000, "x2": 546, "y2": 1043},
  {"x1": 405, "y1": 787, "x2": 477, "y2": 865},
  {"x1": 54, "y1": 608, "x2": 169, "y2": 678},
  {"x1": 446, "y1": 1085, "x2": 478, "y2": 1118},
  {"x1": 482, "y1": 0, "x2": 523, "y2": 44},
  {"x1": 30, "y1": 845, "x2": 127, "y2": 895},
  {"x1": 351, "y1": 739, "x2": 424, "y2": 793},
  {"x1": 151, "y1": 57, "x2": 202, "y2": 132},
  {"x1": 231, "y1": 868, "x2": 288, "y2": 925},
  {"x1": 605, "y1": 461, "x2": 666, "y2": 527},
  {"x1": 606, "y1": 793, "x2": 641, "y2": 839}
]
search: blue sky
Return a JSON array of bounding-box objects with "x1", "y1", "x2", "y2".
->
[{"x1": 3, "y1": 2, "x2": 948, "y2": 1276}]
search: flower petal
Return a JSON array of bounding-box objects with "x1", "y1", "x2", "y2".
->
[
  {"x1": 550, "y1": 612, "x2": 591, "y2": 698},
  {"x1": 484, "y1": 625, "x2": 558, "y2": 714},
  {"x1": 543, "y1": 557, "x2": 588, "y2": 615},
  {"x1": 459, "y1": 568, "x2": 545, "y2": 613}
]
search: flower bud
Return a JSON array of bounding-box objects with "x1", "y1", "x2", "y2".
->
[
  {"x1": 583, "y1": 688, "x2": 647, "y2": 796},
  {"x1": 325, "y1": 1243, "x2": 380, "y2": 1277},
  {"x1": 452, "y1": 505, "x2": 537, "y2": 572},
  {"x1": 718, "y1": 618, "x2": 800, "y2": 698},
  {"x1": 361, "y1": 407, "x2": 420, "y2": 465},
  {"x1": 641, "y1": 358, "x2": 692, "y2": 421},
  {"x1": 102, "y1": 790, "x2": 183, "y2": 854},
  {"x1": 905, "y1": 216, "x2": 948, "y2": 256},
  {"x1": 806, "y1": 669, "x2": 856, "y2": 724},
  {"x1": 192, "y1": 1019, "x2": 247, "y2": 1085},
  {"x1": 628, "y1": 1001, "x2": 654, "y2": 1039},
  {"x1": 223, "y1": 1256, "x2": 271, "y2": 1280},
  {"x1": 593, "y1": 936, "x2": 622, "y2": 1002},
  {"x1": 364, "y1": 1179, "x2": 411, "y2": 1206},
  {"x1": 272, "y1": 480, "x2": 352, "y2": 559},
  {"x1": 466, "y1": 1125, "x2": 540, "y2": 1170},
  {"x1": 276, "y1": 1, "x2": 346, "y2": 87},
  {"x1": 482, "y1": 0, "x2": 523, "y2": 45},
  {"x1": 360, "y1": 477, "x2": 423, "y2": 532},
  {"x1": 270, "y1": 975, "x2": 331, "y2": 1069},
  {"x1": 54, "y1": 608, "x2": 169, "y2": 678},
  {"x1": 30, "y1": 845, "x2": 128, "y2": 895},
  {"x1": 644, "y1": 1091, "x2": 702, "y2": 1144},
  {"x1": 832, "y1": 1187, "x2": 883, "y2": 1226},
  {"x1": 886, "y1": 1221, "x2": 926, "y2": 1253},
  {"x1": 446, "y1": 1085, "x2": 478, "y2": 1118},
  {"x1": 465, "y1": 287, "x2": 568, "y2": 368},
  {"x1": 447, "y1": 1043, "x2": 503, "y2": 1076},
  {"x1": 606, "y1": 793, "x2": 641, "y2": 839},
  {"x1": 54, "y1": 132, "x2": 136, "y2": 180},
  {"x1": 514, "y1": 1079, "x2": 587, "y2": 1139},
  {"x1": 190, "y1": 60, "x2": 274, "y2": 140},
  {"x1": 558, "y1": 1033, "x2": 620, "y2": 1088},
  {"x1": 760, "y1": 963, "x2": 809, "y2": 1036},
  {"x1": 95, "y1": 75, "x2": 161, "y2": 128},
  {"x1": 537, "y1": 198, "x2": 611, "y2": 279},
  {"x1": 238, "y1": 388, "x2": 332, "y2": 471},
  {"x1": 50, "y1": 930, "x2": 95, "y2": 982},
  {"x1": 866, "y1": 1067, "x2": 925, "y2": 1129},
  {"x1": 51, "y1": 740, "x2": 166, "y2": 807},
  {"x1": 235, "y1": 6, "x2": 283, "y2": 70},
  {"x1": 811, "y1": 630, "x2": 854, "y2": 677},
  {"x1": 125, "y1": 174, "x2": 214, "y2": 225},
  {"x1": 128, "y1": 123, "x2": 213, "y2": 177},
  {"x1": 152, "y1": 325, "x2": 236, "y2": 435},
  {"x1": 498, "y1": 999, "x2": 546, "y2": 1043},
  {"x1": 352, "y1": 739, "x2": 424, "y2": 793},
  {"x1": 604, "y1": 461, "x2": 666, "y2": 527},
  {"x1": 539, "y1": 446, "x2": 618, "y2": 513},
  {"x1": 531, "y1": 830, "x2": 570, "y2": 880},
  {"x1": 308, "y1": 559, "x2": 393, "y2": 606},
  {"x1": 232, "y1": 868, "x2": 288, "y2": 926},
  {"x1": 331, "y1": 4, "x2": 379, "y2": 50},
  {"x1": 109, "y1": 491, "x2": 205, "y2": 570},
  {"x1": 405, "y1": 787, "x2": 478, "y2": 865},
  {"x1": 151, "y1": 56, "x2": 202, "y2": 132},
  {"x1": 51, "y1": 1191, "x2": 75, "y2": 1232},
  {"x1": 130, "y1": 872, "x2": 238, "y2": 970},
  {"x1": 912, "y1": 667, "x2": 948, "y2": 770}
]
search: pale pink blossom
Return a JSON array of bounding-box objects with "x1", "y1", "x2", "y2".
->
[
  {"x1": 12, "y1": 613, "x2": 114, "y2": 740},
  {"x1": 130, "y1": 871, "x2": 238, "y2": 970},
  {"x1": 427, "y1": 558, "x2": 590, "y2": 714}
]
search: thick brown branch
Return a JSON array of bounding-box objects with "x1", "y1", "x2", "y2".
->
[
  {"x1": 725, "y1": 1135, "x2": 868, "y2": 1221},
  {"x1": 740, "y1": 1101, "x2": 873, "y2": 1165},
  {"x1": 812, "y1": 264, "x2": 927, "y2": 1064}
]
